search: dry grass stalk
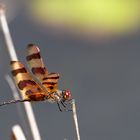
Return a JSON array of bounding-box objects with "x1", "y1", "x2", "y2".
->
[
  {"x1": 0, "y1": 5, "x2": 41, "y2": 140},
  {"x1": 72, "y1": 99, "x2": 81, "y2": 140},
  {"x1": 11, "y1": 125, "x2": 27, "y2": 140}
]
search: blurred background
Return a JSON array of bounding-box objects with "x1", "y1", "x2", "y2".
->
[{"x1": 0, "y1": 0, "x2": 140, "y2": 139}]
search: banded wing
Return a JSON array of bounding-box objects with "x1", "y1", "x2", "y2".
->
[
  {"x1": 42, "y1": 73, "x2": 60, "y2": 92},
  {"x1": 26, "y1": 44, "x2": 48, "y2": 81},
  {"x1": 26, "y1": 44, "x2": 60, "y2": 93},
  {"x1": 11, "y1": 61, "x2": 48, "y2": 101}
]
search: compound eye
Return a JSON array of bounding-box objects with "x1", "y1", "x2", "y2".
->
[{"x1": 64, "y1": 90, "x2": 71, "y2": 100}]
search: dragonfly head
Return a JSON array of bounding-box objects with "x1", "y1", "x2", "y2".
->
[{"x1": 62, "y1": 90, "x2": 71, "y2": 102}]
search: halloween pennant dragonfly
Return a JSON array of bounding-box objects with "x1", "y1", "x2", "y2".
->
[{"x1": 0, "y1": 44, "x2": 72, "y2": 111}]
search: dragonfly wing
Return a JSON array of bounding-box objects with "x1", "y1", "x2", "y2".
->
[
  {"x1": 26, "y1": 44, "x2": 48, "y2": 82},
  {"x1": 42, "y1": 73, "x2": 60, "y2": 93},
  {"x1": 10, "y1": 61, "x2": 48, "y2": 101},
  {"x1": 26, "y1": 44, "x2": 60, "y2": 93}
]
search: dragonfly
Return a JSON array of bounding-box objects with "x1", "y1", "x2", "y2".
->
[{"x1": 0, "y1": 44, "x2": 72, "y2": 111}]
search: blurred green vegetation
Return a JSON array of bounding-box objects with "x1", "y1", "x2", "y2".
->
[{"x1": 31, "y1": 0, "x2": 140, "y2": 33}]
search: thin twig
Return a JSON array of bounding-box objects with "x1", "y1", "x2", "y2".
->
[
  {"x1": 0, "y1": 4, "x2": 17, "y2": 60},
  {"x1": 11, "y1": 125, "x2": 27, "y2": 140},
  {"x1": 0, "y1": 5, "x2": 41, "y2": 140},
  {"x1": 71, "y1": 99, "x2": 81, "y2": 140},
  {"x1": 5, "y1": 75, "x2": 33, "y2": 139},
  {"x1": 5, "y1": 75, "x2": 20, "y2": 100}
]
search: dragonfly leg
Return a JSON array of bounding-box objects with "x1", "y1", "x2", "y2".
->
[
  {"x1": 61, "y1": 101, "x2": 72, "y2": 112},
  {"x1": 61, "y1": 101, "x2": 66, "y2": 108},
  {"x1": 57, "y1": 102, "x2": 62, "y2": 112}
]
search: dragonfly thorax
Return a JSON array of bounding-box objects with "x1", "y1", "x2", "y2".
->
[
  {"x1": 46, "y1": 90, "x2": 71, "y2": 103},
  {"x1": 47, "y1": 90, "x2": 63, "y2": 103}
]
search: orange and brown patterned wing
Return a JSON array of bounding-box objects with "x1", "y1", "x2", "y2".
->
[
  {"x1": 26, "y1": 44, "x2": 48, "y2": 82},
  {"x1": 42, "y1": 73, "x2": 60, "y2": 92},
  {"x1": 10, "y1": 61, "x2": 48, "y2": 101},
  {"x1": 26, "y1": 44, "x2": 60, "y2": 93}
]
